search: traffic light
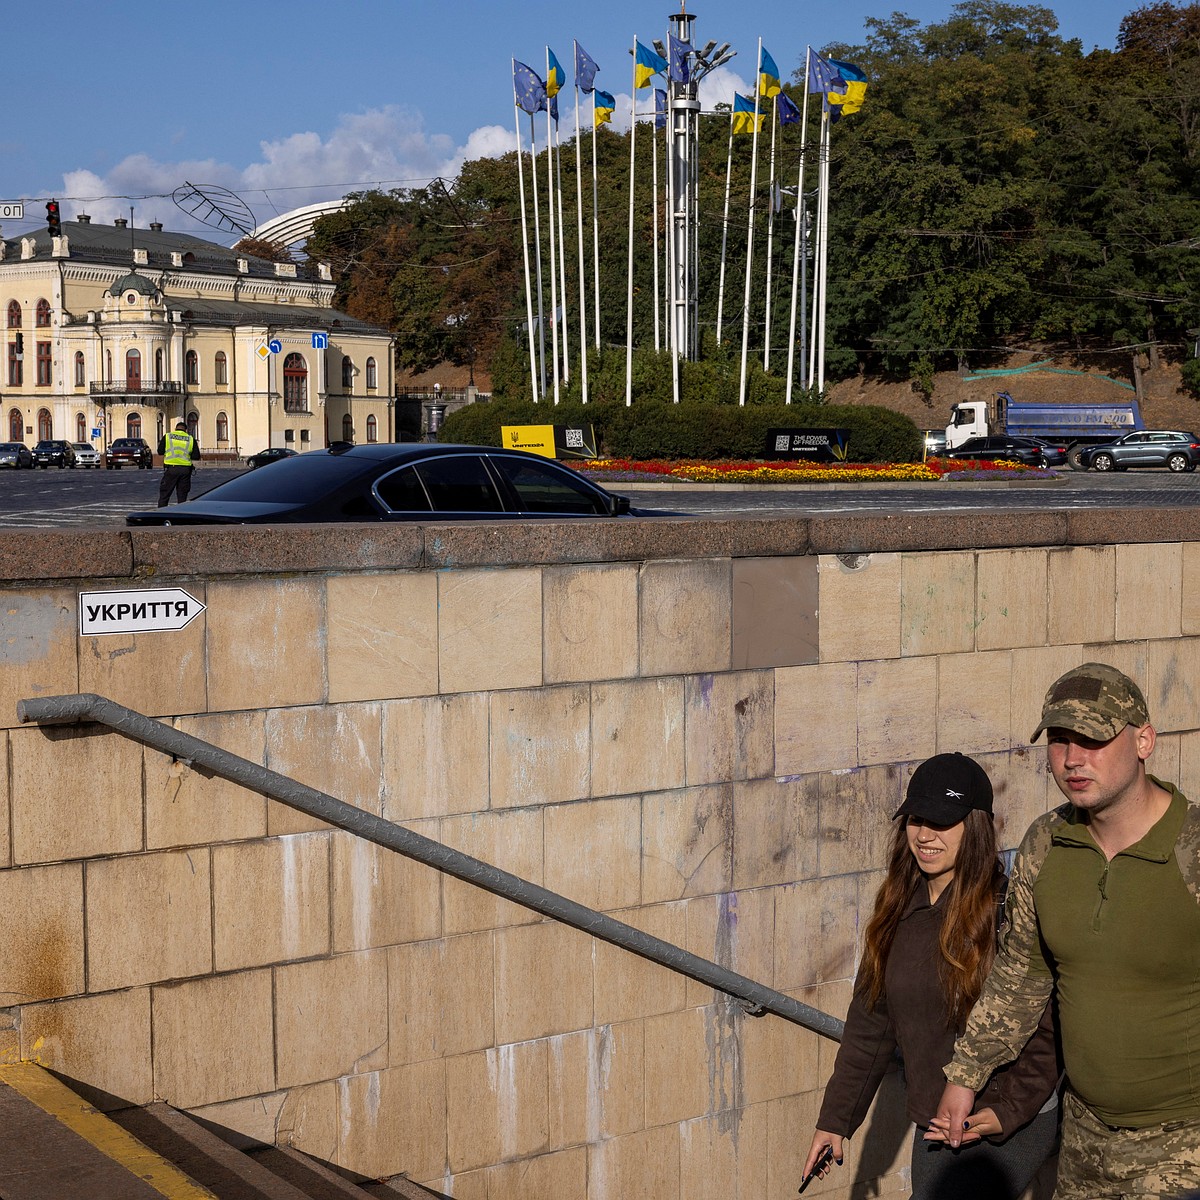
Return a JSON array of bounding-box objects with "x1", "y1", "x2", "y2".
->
[{"x1": 45, "y1": 200, "x2": 61, "y2": 238}]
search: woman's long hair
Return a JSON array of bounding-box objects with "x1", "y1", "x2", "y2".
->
[{"x1": 857, "y1": 809, "x2": 1002, "y2": 1029}]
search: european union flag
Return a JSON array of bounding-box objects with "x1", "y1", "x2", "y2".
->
[
  {"x1": 514, "y1": 60, "x2": 547, "y2": 115},
  {"x1": 574, "y1": 40, "x2": 599, "y2": 93},
  {"x1": 808, "y1": 51, "x2": 844, "y2": 95},
  {"x1": 635, "y1": 40, "x2": 668, "y2": 88},
  {"x1": 759, "y1": 46, "x2": 781, "y2": 98},
  {"x1": 668, "y1": 33, "x2": 691, "y2": 84},
  {"x1": 777, "y1": 91, "x2": 802, "y2": 125},
  {"x1": 655, "y1": 88, "x2": 667, "y2": 129},
  {"x1": 594, "y1": 89, "x2": 616, "y2": 127},
  {"x1": 546, "y1": 48, "x2": 565, "y2": 98},
  {"x1": 732, "y1": 92, "x2": 763, "y2": 135}
]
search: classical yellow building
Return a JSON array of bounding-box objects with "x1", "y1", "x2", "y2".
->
[{"x1": 0, "y1": 216, "x2": 395, "y2": 457}]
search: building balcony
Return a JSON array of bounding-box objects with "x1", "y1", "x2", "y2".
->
[{"x1": 90, "y1": 381, "x2": 183, "y2": 398}]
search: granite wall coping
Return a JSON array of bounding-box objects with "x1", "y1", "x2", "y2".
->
[{"x1": 2, "y1": 506, "x2": 1200, "y2": 583}]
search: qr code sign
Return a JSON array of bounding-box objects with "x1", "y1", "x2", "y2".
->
[
  {"x1": 564, "y1": 428, "x2": 584, "y2": 448},
  {"x1": 774, "y1": 435, "x2": 790, "y2": 451}
]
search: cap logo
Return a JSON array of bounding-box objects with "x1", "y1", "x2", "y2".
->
[
  {"x1": 1049, "y1": 676, "x2": 1103, "y2": 704},
  {"x1": 945, "y1": 788, "x2": 964, "y2": 799}
]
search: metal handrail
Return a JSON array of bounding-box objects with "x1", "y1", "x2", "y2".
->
[{"x1": 17, "y1": 693, "x2": 844, "y2": 1042}]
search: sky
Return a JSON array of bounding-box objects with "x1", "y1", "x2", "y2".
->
[{"x1": 4, "y1": 0, "x2": 1137, "y2": 244}]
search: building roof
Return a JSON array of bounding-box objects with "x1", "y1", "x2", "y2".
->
[
  {"x1": 108, "y1": 271, "x2": 159, "y2": 298},
  {"x1": 142, "y1": 295, "x2": 390, "y2": 338}
]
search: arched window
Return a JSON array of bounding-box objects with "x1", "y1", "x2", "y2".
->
[
  {"x1": 185, "y1": 350, "x2": 199, "y2": 386},
  {"x1": 214, "y1": 351, "x2": 228, "y2": 385},
  {"x1": 187, "y1": 411, "x2": 199, "y2": 440},
  {"x1": 7, "y1": 301, "x2": 21, "y2": 328},
  {"x1": 342, "y1": 413, "x2": 354, "y2": 442},
  {"x1": 127, "y1": 413, "x2": 141, "y2": 439},
  {"x1": 74, "y1": 351, "x2": 85, "y2": 387},
  {"x1": 341, "y1": 356, "x2": 353, "y2": 389},
  {"x1": 105, "y1": 349, "x2": 112, "y2": 383},
  {"x1": 37, "y1": 409, "x2": 52, "y2": 440},
  {"x1": 283, "y1": 353, "x2": 307, "y2": 412},
  {"x1": 35, "y1": 299, "x2": 51, "y2": 327},
  {"x1": 76, "y1": 412, "x2": 87, "y2": 442},
  {"x1": 216, "y1": 411, "x2": 229, "y2": 443},
  {"x1": 366, "y1": 414, "x2": 378, "y2": 442},
  {"x1": 155, "y1": 348, "x2": 164, "y2": 384},
  {"x1": 365, "y1": 357, "x2": 377, "y2": 389},
  {"x1": 125, "y1": 348, "x2": 141, "y2": 391},
  {"x1": 9, "y1": 409, "x2": 22, "y2": 440}
]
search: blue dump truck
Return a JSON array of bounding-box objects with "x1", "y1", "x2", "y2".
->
[{"x1": 946, "y1": 392, "x2": 1144, "y2": 470}]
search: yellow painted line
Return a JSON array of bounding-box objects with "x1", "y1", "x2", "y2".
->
[{"x1": 0, "y1": 1062, "x2": 217, "y2": 1199}]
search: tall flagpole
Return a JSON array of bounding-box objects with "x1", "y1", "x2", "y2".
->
[
  {"x1": 817, "y1": 111, "x2": 832, "y2": 391},
  {"x1": 591, "y1": 114, "x2": 602, "y2": 350},
  {"x1": 763, "y1": 97, "x2": 779, "y2": 371},
  {"x1": 665, "y1": 89, "x2": 680, "y2": 405},
  {"x1": 530, "y1": 111, "x2": 548, "y2": 399},
  {"x1": 513, "y1": 70, "x2": 540, "y2": 402},
  {"x1": 786, "y1": 50, "x2": 813, "y2": 402},
  {"x1": 715, "y1": 107, "x2": 735, "y2": 344},
  {"x1": 554, "y1": 112, "x2": 571, "y2": 386},
  {"x1": 808, "y1": 107, "x2": 830, "y2": 391},
  {"x1": 625, "y1": 38, "x2": 637, "y2": 407},
  {"x1": 573, "y1": 54, "x2": 589, "y2": 404},
  {"x1": 738, "y1": 39, "x2": 764, "y2": 407},
  {"x1": 544, "y1": 52, "x2": 561, "y2": 404},
  {"x1": 652, "y1": 107, "x2": 661, "y2": 353}
]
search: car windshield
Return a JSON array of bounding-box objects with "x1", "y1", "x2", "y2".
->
[
  {"x1": 0, "y1": 444, "x2": 22, "y2": 451},
  {"x1": 72, "y1": 443, "x2": 92, "y2": 450},
  {"x1": 194, "y1": 452, "x2": 377, "y2": 504}
]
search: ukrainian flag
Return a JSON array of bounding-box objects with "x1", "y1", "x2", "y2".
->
[
  {"x1": 635, "y1": 40, "x2": 668, "y2": 88},
  {"x1": 594, "y1": 89, "x2": 616, "y2": 127},
  {"x1": 732, "y1": 93, "x2": 763, "y2": 135},
  {"x1": 547, "y1": 48, "x2": 565, "y2": 98},
  {"x1": 759, "y1": 46, "x2": 782, "y2": 98},
  {"x1": 827, "y1": 59, "x2": 867, "y2": 114}
]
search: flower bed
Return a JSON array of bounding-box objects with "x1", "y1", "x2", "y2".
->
[{"x1": 572, "y1": 457, "x2": 1054, "y2": 484}]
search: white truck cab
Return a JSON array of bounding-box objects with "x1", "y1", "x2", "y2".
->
[{"x1": 946, "y1": 400, "x2": 989, "y2": 449}]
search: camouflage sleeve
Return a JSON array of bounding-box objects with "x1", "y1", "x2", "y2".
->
[{"x1": 944, "y1": 815, "x2": 1058, "y2": 1091}]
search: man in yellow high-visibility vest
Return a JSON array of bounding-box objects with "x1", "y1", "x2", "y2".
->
[{"x1": 157, "y1": 420, "x2": 200, "y2": 507}]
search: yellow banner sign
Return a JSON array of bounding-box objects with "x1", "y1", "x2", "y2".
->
[{"x1": 501, "y1": 425, "x2": 557, "y2": 459}]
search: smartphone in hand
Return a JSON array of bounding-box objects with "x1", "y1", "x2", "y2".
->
[{"x1": 798, "y1": 1144, "x2": 835, "y2": 1194}]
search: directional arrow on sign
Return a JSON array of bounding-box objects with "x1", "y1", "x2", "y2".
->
[{"x1": 79, "y1": 588, "x2": 207, "y2": 636}]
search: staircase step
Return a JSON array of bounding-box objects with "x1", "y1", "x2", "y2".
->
[
  {"x1": 245, "y1": 1144, "x2": 374, "y2": 1198},
  {"x1": 360, "y1": 1179, "x2": 451, "y2": 1198},
  {"x1": 0, "y1": 1062, "x2": 215, "y2": 1200}
]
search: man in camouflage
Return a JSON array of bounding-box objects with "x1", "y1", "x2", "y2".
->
[{"x1": 930, "y1": 662, "x2": 1200, "y2": 1198}]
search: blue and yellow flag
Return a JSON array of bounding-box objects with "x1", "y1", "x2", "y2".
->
[
  {"x1": 594, "y1": 89, "x2": 616, "y2": 127},
  {"x1": 732, "y1": 93, "x2": 763, "y2": 135},
  {"x1": 635, "y1": 40, "x2": 668, "y2": 88},
  {"x1": 574, "y1": 40, "x2": 599, "y2": 93},
  {"x1": 546, "y1": 48, "x2": 565, "y2": 98},
  {"x1": 668, "y1": 33, "x2": 691, "y2": 84},
  {"x1": 513, "y1": 60, "x2": 547, "y2": 115},
  {"x1": 777, "y1": 91, "x2": 802, "y2": 125},
  {"x1": 827, "y1": 59, "x2": 867, "y2": 114},
  {"x1": 759, "y1": 46, "x2": 781, "y2": 98}
]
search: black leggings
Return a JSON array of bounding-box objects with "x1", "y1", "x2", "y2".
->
[{"x1": 910, "y1": 1105, "x2": 1060, "y2": 1200}]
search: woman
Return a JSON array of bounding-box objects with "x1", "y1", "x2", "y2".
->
[{"x1": 802, "y1": 752, "x2": 1060, "y2": 1200}]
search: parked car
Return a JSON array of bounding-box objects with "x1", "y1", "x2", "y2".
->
[
  {"x1": 31, "y1": 440, "x2": 77, "y2": 469},
  {"x1": 1024, "y1": 436, "x2": 1070, "y2": 468},
  {"x1": 71, "y1": 442, "x2": 101, "y2": 469},
  {"x1": 0, "y1": 442, "x2": 33, "y2": 469},
  {"x1": 128, "y1": 444, "x2": 636, "y2": 525},
  {"x1": 942, "y1": 435, "x2": 1053, "y2": 467},
  {"x1": 106, "y1": 437, "x2": 154, "y2": 469},
  {"x1": 1081, "y1": 430, "x2": 1200, "y2": 473},
  {"x1": 246, "y1": 447, "x2": 298, "y2": 469}
]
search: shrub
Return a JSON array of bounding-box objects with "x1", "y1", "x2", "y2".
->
[{"x1": 1183, "y1": 358, "x2": 1200, "y2": 402}]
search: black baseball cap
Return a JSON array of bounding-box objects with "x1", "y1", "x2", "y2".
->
[{"x1": 894, "y1": 753, "x2": 994, "y2": 825}]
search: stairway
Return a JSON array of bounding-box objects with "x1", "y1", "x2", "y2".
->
[{"x1": 0, "y1": 1063, "x2": 445, "y2": 1200}]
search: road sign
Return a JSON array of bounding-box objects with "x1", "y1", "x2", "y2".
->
[
  {"x1": 0, "y1": 203, "x2": 25, "y2": 220},
  {"x1": 312, "y1": 332, "x2": 328, "y2": 349},
  {"x1": 268, "y1": 338, "x2": 283, "y2": 354},
  {"x1": 256, "y1": 344, "x2": 271, "y2": 361},
  {"x1": 91, "y1": 428, "x2": 102, "y2": 439},
  {"x1": 79, "y1": 588, "x2": 207, "y2": 637}
]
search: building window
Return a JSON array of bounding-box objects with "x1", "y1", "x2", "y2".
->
[
  {"x1": 185, "y1": 350, "x2": 199, "y2": 386},
  {"x1": 9, "y1": 409, "x2": 22, "y2": 440},
  {"x1": 155, "y1": 348, "x2": 164, "y2": 384},
  {"x1": 105, "y1": 349, "x2": 112, "y2": 383},
  {"x1": 127, "y1": 413, "x2": 141, "y2": 439},
  {"x1": 300, "y1": 428, "x2": 311, "y2": 443},
  {"x1": 35, "y1": 299, "x2": 51, "y2": 327},
  {"x1": 284, "y1": 428, "x2": 295, "y2": 443},
  {"x1": 36, "y1": 342, "x2": 51, "y2": 387},
  {"x1": 366, "y1": 357, "x2": 377, "y2": 389},
  {"x1": 125, "y1": 348, "x2": 141, "y2": 391},
  {"x1": 216, "y1": 411, "x2": 229, "y2": 443},
  {"x1": 7, "y1": 301, "x2": 20, "y2": 328},
  {"x1": 74, "y1": 351, "x2": 85, "y2": 387},
  {"x1": 76, "y1": 412, "x2": 87, "y2": 442},
  {"x1": 214, "y1": 351, "x2": 227, "y2": 385},
  {"x1": 187, "y1": 411, "x2": 199, "y2": 440},
  {"x1": 342, "y1": 356, "x2": 353, "y2": 390},
  {"x1": 38, "y1": 409, "x2": 52, "y2": 440},
  {"x1": 283, "y1": 353, "x2": 307, "y2": 412},
  {"x1": 342, "y1": 414, "x2": 354, "y2": 443},
  {"x1": 7, "y1": 342, "x2": 21, "y2": 387},
  {"x1": 366, "y1": 414, "x2": 378, "y2": 442}
]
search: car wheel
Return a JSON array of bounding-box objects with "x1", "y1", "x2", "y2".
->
[
  {"x1": 1168, "y1": 453, "x2": 1189, "y2": 472},
  {"x1": 1067, "y1": 446, "x2": 1091, "y2": 471},
  {"x1": 1092, "y1": 453, "x2": 1114, "y2": 472}
]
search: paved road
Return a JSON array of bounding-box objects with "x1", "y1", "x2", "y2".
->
[{"x1": 0, "y1": 464, "x2": 1197, "y2": 527}]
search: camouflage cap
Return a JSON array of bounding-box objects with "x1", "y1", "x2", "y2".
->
[{"x1": 1030, "y1": 662, "x2": 1149, "y2": 743}]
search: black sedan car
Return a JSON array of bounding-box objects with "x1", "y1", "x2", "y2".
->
[
  {"x1": 942, "y1": 435, "x2": 1055, "y2": 467},
  {"x1": 1081, "y1": 430, "x2": 1200, "y2": 472},
  {"x1": 0, "y1": 442, "x2": 33, "y2": 469},
  {"x1": 246, "y1": 447, "x2": 298, "y2": 469},
  {"x1": 31, "y1": 440, "x2": 77, "y2": 468},
  {"x1": 128, "y1": 444, "x2": 634, "y2": 525}
]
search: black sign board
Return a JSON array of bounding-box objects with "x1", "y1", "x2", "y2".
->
[{"x1": 764, "y1": 428, "x2": 851, "y2": 462}]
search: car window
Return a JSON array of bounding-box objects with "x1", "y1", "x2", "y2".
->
[
  {"x1": 191, "y1": 453, "x2": 377, "y2": 503},
  {"x1": 374, "y1": 465, "x2": 432, "y2": 512},
  {"x1": 488, "y1": 454, "x2": 607, "y2": 514},
  {"x1": 413, "y1": 455, "x2": 504, "y2": 512}
]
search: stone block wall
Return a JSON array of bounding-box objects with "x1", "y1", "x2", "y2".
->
[{"x1": 1, "y1": 512, "x2": 1199, "y2": 1198}]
